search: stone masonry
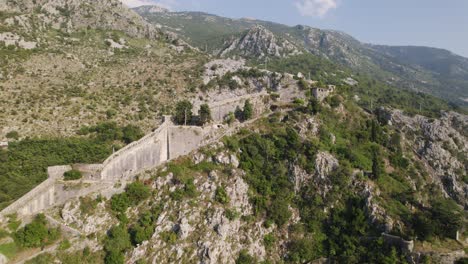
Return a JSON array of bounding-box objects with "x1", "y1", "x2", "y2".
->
[{"x1": 0, "y1": 85, "x2": 313, "y2": 218}]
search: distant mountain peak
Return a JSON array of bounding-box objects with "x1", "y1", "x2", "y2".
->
[{"x1": 219, "y1": 24, "x2": 301, "y2": 58}]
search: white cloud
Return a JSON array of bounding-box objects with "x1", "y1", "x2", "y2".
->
[
  {"x1": 121, "y1": 0, "x2": 178, "y2": 10},
  {"x1": 295, "y1": 0, "x2": 338, "y2": 18}
]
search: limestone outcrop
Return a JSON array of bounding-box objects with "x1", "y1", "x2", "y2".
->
[
  {"x1": 220, "y1": 25, "x2": 301, "y2": 58},
  {"x1": 0, "y1": 0, "x2": 160, "y2": 39},
  {"x1": 127, "y1": 167, "x2": 271, "y2": 264},
  {"x1": 290, "y1": 151, "x2": 339, "y2": 193},
  {"x1": 378, "y1": 108, "x2": 468, "y2": 208}
]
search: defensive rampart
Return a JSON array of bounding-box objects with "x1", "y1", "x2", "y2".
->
[
  {"x1": 0, "y1": 85, "x2": 307, "y2": 218},
  {"x1": 100, "y1": 118, "x2": 170, "y2": 181}
]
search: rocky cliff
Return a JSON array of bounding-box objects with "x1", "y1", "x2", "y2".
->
[
  {"x1": 379, "y1": 108, "x2": 468, "y2": 208},
  {"x1": 0, "y1": 0, "x2": 160, "y2": 39},
  {"x1": 219, "y1": 25, "x2": 301, "y2": 58}
]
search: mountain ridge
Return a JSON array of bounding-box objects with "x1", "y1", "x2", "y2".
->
[{"x1": 135, "y1": 7, "x2": 468, "y2": 107}]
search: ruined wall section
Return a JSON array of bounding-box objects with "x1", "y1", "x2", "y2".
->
[{"x1": 195, "y1": 92, "x2": 270, "y2": 123}]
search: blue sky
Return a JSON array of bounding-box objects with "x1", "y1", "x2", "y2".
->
[{"x1": 122, "y1": 0, "x2": 468, "y2": 57}]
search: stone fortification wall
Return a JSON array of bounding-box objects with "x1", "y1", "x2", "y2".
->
[
  {"x1": 207, "y1": 93, "x2": 268, "y2": 122},
  {"x1": 0, "y1": 166, "x2": 71, "y2": 217},
  {"x1": 382, "y1": 233, "x2": 414, "y2": 253},
  {"x1": 1, "y1": 84, "x2": 312, "y2": 218},
  {"x1": 312, "y1": 86, "x2": 335, "y2": 102},
  {"x1": 168, "y1": 126, "x2": 205, "y2": 159},
  {"x1": 278, "y1": 86, "x2": 305, "y2": 102},
  {"x1": 100, "y1": 120, "x2": 169, "y2": 181}
]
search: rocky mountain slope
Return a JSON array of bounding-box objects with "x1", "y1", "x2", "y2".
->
[
  {"x1": 218, "y1": 25, "x2": 301, "y2": 59},
  {"x1": 378, "y1": 108, "x2": 468, "y2": 207},
  {"x1": 0, "y1": 1, "x2": 466, "y2": 264},
  {"x1": 135, "y1": 7, "x2": 468, "y2": 107},
  {"x1": 4, "y1": 81, "x2": 466, "y2": 263},
  {"x1": 0, "y1": 0, "x2": 160, "y2": 39},
  {"x1": 0, "y1": 0, "x2": 206, "y2": 138}
]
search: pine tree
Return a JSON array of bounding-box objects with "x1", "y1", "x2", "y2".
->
[
  {"x1": 243, "y1": 100, "x2": 253, "y2": 120},
  {"x1": 371, "y1": 147, "x2": 383, "y2": 179}
]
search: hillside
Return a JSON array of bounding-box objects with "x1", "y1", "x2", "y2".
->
[
  {"x1": 0, "y1": 1, "x2": 466, "y2": 264},
  {"x1": 1, "y1": 66, "x2": 466, "y2": 263},
  {"x1": 135, "y1": 7, "x2": 468, "y2": 107},
  {"x1": 0, "y1": 0, "x2": 207, "y2": 139}
]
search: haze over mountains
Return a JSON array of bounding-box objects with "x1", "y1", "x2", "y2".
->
[{"x1": 134, "y1": 5, "x2": 468, "y2": 107}]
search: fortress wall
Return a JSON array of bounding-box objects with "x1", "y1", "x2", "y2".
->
[
  {"x1": 1, "y1": 86, "x2": 310, "y2": 218},
  {"x1": 55, "y1": 181, "x2": 114, "y2": 205},
  {"x1": 168, "y1": 126, "x2": 206, "y2": 159},
  {"x1": 100, "y1": 121, "x2": 169, "y2": 181},
  {"x1": 0, "y1": 166, "x2": 71, "y2": 217},
  {"x1": 207, "y1": 93, "x2": 269, "y2": 122},
  {"x1": 278, "y1": 86, "x2": 306, "y2": 102},
  {"x1": 382, "y1": 233, "x2": 414, "y2": 253}
]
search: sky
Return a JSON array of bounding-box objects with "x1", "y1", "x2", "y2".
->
[{"x1": 121, "y1": 0, "x2": 468, "y2": 58}]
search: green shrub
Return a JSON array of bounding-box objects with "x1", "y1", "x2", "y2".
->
[
  {"x1": 125, "y1": 182, "x2": 151, "y2": 204},
  {"x1": 268, "y1": 197, "x2": 292, "y2": 227},
  {"x1": 106, "y1": 109, "x2": 117, "y2": 119},
  {"x1": 63, "y1": 169, "x2": 82, "y2": 181},
  {"x1": 6, "y1": 131, "x2": 19, "y2": 140},
  {"x1": 286, "y1": 238, "x2": 322, "y2": 263},
  {"x1": 329, "y1": 95, "x2": 342, "y2": 108},
  {"x1": 236, "y1": 250, "x2": 255, "y2": 264},
  {"x1": 225, "y1": 209, "x2": 240, "y2": 221},
  {"x1": 130, "y1": 206, "x2": 163, "y2": 246},
  {"x1": 14, "y1": 214, "x2": 60, "y2": 248},
  {"x1": 263, "y1": 233, "x2": 276, "y2": 249},
  {"x1": 297, "y1": 79, "x2": 308, "y2": 90},
  {"x1": 7, "y1": 214, "x2": 21, "y2": 231},
  {"x1": 0, "y1": 242, "x2": 18, "y2": 259},
  {"x1": 122, "y1": 125, "x2": 144, "y2": 144},
  {"x1": 307, "y1": 98, "x2": 321, "y2": 115},
  {"x1": 110, "y1": 193, "x2": 130, "y2": 213},
  {"x1": 79, "y1": 196, "x2": 99, "y2": 216},
  {"x1": 215, "y1": 186, "x2": 230, "y2": 205},
  {"x1": 412, "y1": 212, "x2": 435, "y2": 240},
  {"x1": 170, "y1": 178, "x2": 198, "y2": 201},
  {"x1": 242, "y1": 100, "x2": 253, "y2": 121},
  {"x1": 160, "y1": 231, "x2": 177, "y2": 244},
  {"x1": 225, "y1": 112, "x2": 236, "y2": 125},
  {"x1": 104, "y1": 225, "x2": 131, "y2": 264},
  {"x1": 58, "y1": 239, "x2": 71, "y2": 250}
]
